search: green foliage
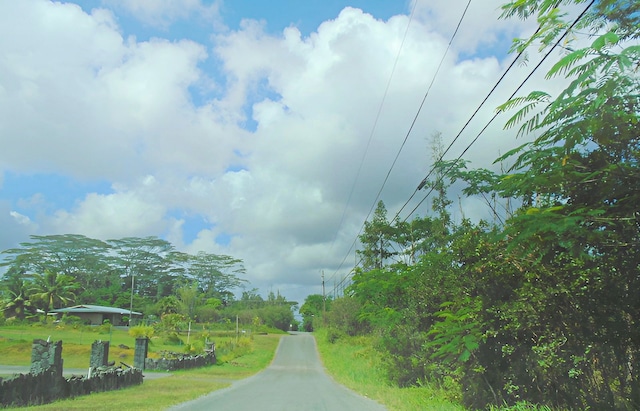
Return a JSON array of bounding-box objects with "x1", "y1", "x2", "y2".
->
[
  {"x1": 325, "y1": 297, "x2": 366, "y2": 336},
  {"x1": 343, "y1": 3, "x2": 640, "y2": 409},
  {"x1": 28, "y1": 270, "x2": 80, "y2": 311},
  {"x1": 299, "y1": 293, "x2": 331, "y2": 331},
  {"x1": 357, "y1": 201, "x2": 397, "y2": 270},
  {"x1": 259, "y1": 304, "x2": 295, "y2": 331},
  {"x1": 426, "y1": 298, "x2": 483, "y2": 364},
  {"x1": 129, "y1": 325, "x2": 155, "y2": 339},
  {"x1": 0, "y1": 234, "x2": 247, "y2": 314},
  {"x1": 435, "y1": 1, "x2": 639, "y2": 409},
  {"x1": 195, "y1": 304, "x2": 219, "y2": 323},
  {"x1": 176, "y1": 282, "x2": 201, "y2": 320},
  {"x1": 184, "y1": 340, "x2": 204, "y2": 354},
  {"x1": 162, "y1": 332, "x2": 184, "y2": 346},
  {"x1": 160, "y1": 313, "x2": 187, "y2": 332},
  {"x1": 215, "y1": 336, "x2": 253, "y2": 363},
  {"x1": 156, "y1": 295, "x2": 180, "y2": 315},
  {"x1": 60, "y1": 314, "x2": 84, "y2": 327},
  {"x1": 325, "y1": 328, "x2": 345, "y2": 344},
  {"x1": 1, "y1": 276, "x2": 38, "y2": 321},
  {"x1": 488, "y1": 403, "x2": 552, "y2": 411}
]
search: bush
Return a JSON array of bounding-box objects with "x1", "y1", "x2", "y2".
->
[
  {"x1": 160, "y1": 313, "x2": 187, "y2": 332},
  {"x1": 195, "y1": 305, "x2": 219, "y2": 323},
  {"x1": 184, "y1": 340, "x2": 204, "y2": 354},
  {"x1": 129, "y1": 325, "x2": 155, "y2": 339},
  {"x1": 60, "y1": 314, "x2": 84, "y2": 327},
  {"x1": 163, "y1": 332, "x2": 183, "y2": 345},
  {"x1": 326, "y1": 328, "x2": 345, "y2": 344},
  {"x1": 326, "y1": 297, "x2": 367, "y2": 336},
  {"x1": 216, "y1": 336, "x2": 253, "y2": 363}
]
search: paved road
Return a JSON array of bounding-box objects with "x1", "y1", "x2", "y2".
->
[{"x1": 168, "y1": 332, "x2": 387, "y2": 411}]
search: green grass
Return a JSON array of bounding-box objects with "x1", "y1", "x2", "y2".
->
[
  {"x1": 314, "y1": 329, "x2": 466, "y2": 411},
  {"x1": 0, "y1": 324, "x2": 282, "y2": 410},
  {"x1": 0, "y1": 324, "x2": 142, "y2": 368},
  {"x1": 0, "y1": 323, "x2": 278, "y2": 369}
]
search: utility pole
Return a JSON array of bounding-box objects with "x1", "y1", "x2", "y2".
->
[
  {"x1": 322, "y1": 270, "x2": 326, "y2": 325},
  {"x1": 129, "y1": 273, "x2": 135, "y2": 327}
]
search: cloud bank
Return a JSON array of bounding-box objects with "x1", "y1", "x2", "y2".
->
[{"x1": 0, "y1": 0, "x2": 552, "y2": 303}]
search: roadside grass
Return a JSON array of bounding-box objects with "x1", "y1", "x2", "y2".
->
[
  {"x1": 0, "y1": 323, "x2": 280, "y2": 370},
  {"x1": 0, "y1": 324, "x2": 144, "y2": 369},
  {"x1": 11, "y1": 333, "x2": 282, "y2": 411},
  {"x1": 314, "y1": 328, "x2": 466, "y2": 411}
]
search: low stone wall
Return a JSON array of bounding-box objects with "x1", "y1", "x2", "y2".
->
[
  {"x1": 0, "y1": 339, "x2": 143, "y2": 408},
  {"x1": 0, "y1": 369, "x2": 60, "y2": 407},
  {"x1": 145, "y1": 351, "x2": 216, "y2": 371},
  {"x1": 67, "y1": 367, "x2": 143, "y2": 397},
  {"x1": 0, "y1": 366, "x2": 143, "y2": 408}
]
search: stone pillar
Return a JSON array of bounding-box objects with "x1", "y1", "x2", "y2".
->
[
  {"x1": 134, "y1": 338, "x2": 148, "y2": 370},
  {"x1": 30, "y1": 339, "x2": 63, "y2": 378},
  {"x1": 90, "y1": 340, "x2": 110, "y2": 368}
]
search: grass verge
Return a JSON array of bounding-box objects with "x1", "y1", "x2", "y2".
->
[
  {"x1": 314, "y1": 328, "x2": 466, "y2": 411},
  {"x1": 0, "y1": 329, "x2": 281, "y2": 411}
]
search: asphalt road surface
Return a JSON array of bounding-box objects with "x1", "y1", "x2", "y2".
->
[{"x1": 168, "y1": 332, "x2": 387, "y2": 411}]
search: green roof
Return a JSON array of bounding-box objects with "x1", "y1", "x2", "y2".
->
[{"x1": 49, "y1": 304, "x2": 142, "y2": 315}]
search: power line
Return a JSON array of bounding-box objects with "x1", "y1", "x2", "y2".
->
[
  {"x1": 328, "y1": 0, "x2": 473, "y2": 284},
  {"x1": 404, "y1": 0, "x2": 595, "y2": 221},
  {"x1": 332, "y1": 0, "x2": 596, "y2": 295},
  {"x1": 328, "y1": 0, "x2": 420, "y2": 255}
]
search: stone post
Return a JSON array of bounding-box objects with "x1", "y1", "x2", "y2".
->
[
  {"x1": 134, "y1": 338, "x2": 148, "y2": 370},
  {"x1": 90, "y1": 340, "x2": 110, "y2": 368},
  {"x1": 30, "y1": 339, "x2": 63, "y2": 377}
]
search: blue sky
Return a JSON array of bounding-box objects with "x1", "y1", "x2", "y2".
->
[{"x1": 0, "y1": 0, "x2": 548, "y2": 304}]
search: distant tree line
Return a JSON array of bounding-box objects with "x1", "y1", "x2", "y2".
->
[
  {"x1": 0, "y1": 234, "x2": 296, "y2": 331},
  {"x1": 306, "y1": 1, "x2": 640, "y2": 409}
]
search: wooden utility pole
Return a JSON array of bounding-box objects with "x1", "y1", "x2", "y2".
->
[{"x1": 322, "y1": 271, "x2": 326, "y2": 324}]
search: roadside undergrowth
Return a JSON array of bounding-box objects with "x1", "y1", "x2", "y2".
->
[{"x1": 314, "y1": 328, "x2": 466, "y2": 411}]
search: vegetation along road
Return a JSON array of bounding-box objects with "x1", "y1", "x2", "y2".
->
[{"x1": 169, "y1": 332, "x2": 386, "y2": 411}]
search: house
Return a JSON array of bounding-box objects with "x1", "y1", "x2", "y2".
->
[{"x1": 48, "y1": 304, "x2": 142, "y2": 326}]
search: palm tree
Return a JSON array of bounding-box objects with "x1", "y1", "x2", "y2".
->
[
  {"x1": 2, "y1": 277, "x2": 37, "y2": 320},
  {"x1": 29, "y1": 270, "x2": 80, "y2": 312}
]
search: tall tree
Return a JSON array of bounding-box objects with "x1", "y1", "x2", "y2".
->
[
  {"x1": 299, "y1": 294, "x2": 331, "y2": 331},
  {"x1": 108, "y1": 237, "x2": 174, "y2": 302},
  {"x1": 452, "y1": 0, "x2": 640, "y2": 408},
  {"x1": 176, "y1": 282, "x2": 201, "y2": 321},
  {"x1": 188, "y1": 251, "x2": 246, "y2": 300},
  {"x1": 357, "y1": 201, "x2": 397, "y2": 270},
  {"x1": 0, "y1": 234, "x2": 112, "y2": 288}
]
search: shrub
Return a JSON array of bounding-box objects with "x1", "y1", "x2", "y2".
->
[
  {"x1": 163, "y1": 332, "x2": 183, "y2": 345},
  {"x1": 184, "y1": 340, "x2": 204, "y2": 354},
  {"x1": 160, "y1": 313, "x2": 186, "y2": 332},
  {"x1": 216, "y1": 336, "x2": 254, "y2": 363},
  {"x1": 326, "y1": 328, "x2": 345, "y2": 344},
  {"x1": 60, "y1": 314, "x2": 84, "y2": 327},
  {"x1": 129, "y1": 325, "x2": 155, "y2": 339}
]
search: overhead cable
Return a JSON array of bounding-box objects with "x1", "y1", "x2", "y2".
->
[{"x1": 329, "y1": 0, "x2": 473, "y2": 284}]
